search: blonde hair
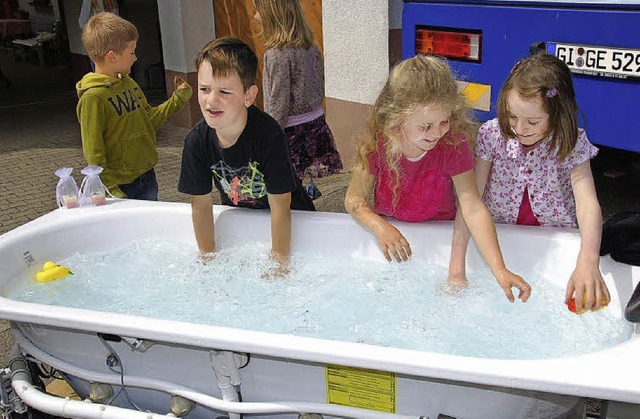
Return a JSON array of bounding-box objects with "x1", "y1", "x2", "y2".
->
[
  {"x1": 253, "y1": 0, "x2": 315, "y2": 49},
  {"x1": 194, "y1": 37, "x2": 258, "y2": 91},
  {"x1": 355, "y1": 55, "x2": 477, "y2": 205},
  {"x1": 81, "y1": 12, "x2": 138, "y2": 61},
  {"x1": 92, "y1": 0, "x2": 117, "y2": 13},
  {"x1": 497, "y1": 53, "x2": 579, "y2": 160}
]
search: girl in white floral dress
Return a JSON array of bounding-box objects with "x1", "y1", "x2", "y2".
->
[{"x1": 450, "y1": 53, "x2": 610, "y2": 314}]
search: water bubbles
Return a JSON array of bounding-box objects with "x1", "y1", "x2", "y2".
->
[{"x1": 9, "y1": 239, "x2": 633, "y2": 360}]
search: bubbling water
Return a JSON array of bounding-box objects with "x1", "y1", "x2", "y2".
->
[{"x1": 10, "y1": 239, "x2": 632, "y2": 359}]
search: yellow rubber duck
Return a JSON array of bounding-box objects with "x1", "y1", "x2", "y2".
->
[{"x1": 35, "y1": 261, "x2": 72, "y2": 283}]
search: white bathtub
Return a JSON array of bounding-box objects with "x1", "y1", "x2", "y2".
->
[{"x1": 0, "y1": 200, "x2": 638, "y2": 419}]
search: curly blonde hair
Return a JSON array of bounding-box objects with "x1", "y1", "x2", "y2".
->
[
  {"x1": 355, "y1": 54, "x2": 477, "y2": 206},
  {"x1": 253, "y1": 0, "x2": 315, "y2": 49}
]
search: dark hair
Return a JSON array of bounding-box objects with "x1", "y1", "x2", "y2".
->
[
  {"x1": 194, "y1": 37, "x2": 258, "y2": 90},
  {"x1": 497, "y1": 53, "x2": 579, "y2": 160}
]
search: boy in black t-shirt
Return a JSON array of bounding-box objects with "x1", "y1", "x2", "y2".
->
[{"x1": 178, "y1": 37, "x2": 314, "y2": 268}]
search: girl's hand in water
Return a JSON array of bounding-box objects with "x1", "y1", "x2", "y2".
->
[
  {"x1": 566, "y1": 261, "x2": 610, "y2": 313},
  {"x1": 446, "y1": 271, "x2": 469, "y2": 290},
  {"x1": 493, "y1": 268, "x2": 531, "y2": 303},
  {"x1": 438, "y1": 277, "x2": 469, "y2": 296},
  {"x1": 374, "y1": 222, "x2": 412, "y2": 262}
]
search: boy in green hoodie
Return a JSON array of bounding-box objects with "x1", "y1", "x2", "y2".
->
[{"x1": 76, "y1": 12, "x2": 192, "y2": 199}]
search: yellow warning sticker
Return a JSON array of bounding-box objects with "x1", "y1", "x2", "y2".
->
[
  {"x1": 325, "y1": 364, "x2": 396, "y2": 413},
  {"x1": 457, "y1": 81, "x2": 491, "y2": 112}
]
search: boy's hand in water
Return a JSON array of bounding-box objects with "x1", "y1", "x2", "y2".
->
[
  {"x1": 174, "y1": 75, "x2": 190, "y2": 91},
  {"x1": 198, "y1": 250, "x2": 217, "y2": 265},
  {"x1": 374, "y1": 222, "x2": 412, "y2": 262},
  {"x1": 494, "y1": 268, "x2": 531, "y2": 303},
  {"x1": 262, "y1": 250, "x2": 290, "y2": 279}
]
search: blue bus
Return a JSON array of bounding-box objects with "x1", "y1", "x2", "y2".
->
[{"x1": 402, "y1": 0, "x2": 640, "y2": 152}]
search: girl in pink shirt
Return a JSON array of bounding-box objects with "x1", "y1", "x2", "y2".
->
[
  {"x1": 450, "y1": 53, "x2": 610, "y2": 313},
  {"x1": 345, "y1": 55, "x2": 531, "y2": 303}
]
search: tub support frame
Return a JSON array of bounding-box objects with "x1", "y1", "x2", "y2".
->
[{"x1": 12, "y1": 323, "x2": 426, "y2": 419}]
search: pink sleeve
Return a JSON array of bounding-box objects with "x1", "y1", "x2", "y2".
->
[
  {"x1": 562, "y1": 129, "x2": 599, "y2": 170},
  {"x1": 446, "y1": 136, "x2": 475, "y2": 177}
]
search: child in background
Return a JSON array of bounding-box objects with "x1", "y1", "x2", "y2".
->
[
  {"x1": 253, "y1": 0, "x2": 343, "y2": 186},
  {"x1": 178, "y1": 37, "x2": 314, "y2": 268},
  {"x1": 449, "y1": 53, "x2": 609, "y2": 313},
  {"x1": 78, "y1": 0, "x2": 119, "y2": 30},
  {"x1": 78, "y1": 0, "x2": 120, "y2": 71},
  {"x1": 345, "y1": 55, "x2": 531, "y2": 303},
  {"x1": 77, "y1": 12, "x2": 192, "y2": 200}
]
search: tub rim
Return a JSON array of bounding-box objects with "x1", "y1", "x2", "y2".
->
[{"x1": 1, "y1": 199, "x2": 639, "y2": 405}]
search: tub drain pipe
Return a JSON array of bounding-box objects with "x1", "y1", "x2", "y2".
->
[
  {"x1": 9, "y1": 351, "x2": 175, "y2": 419},
  {"x1": 210, "y1": 350, "x2": 245, "y2": 419}
]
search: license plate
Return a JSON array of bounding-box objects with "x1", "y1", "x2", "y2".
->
[{"x1": 547, "y1": 42, "x2": 640, "y2": 81}]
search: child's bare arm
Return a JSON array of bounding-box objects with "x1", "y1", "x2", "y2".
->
[
  {"x1": 449, "y1": 158, "x2": 493, "y2": 285},
  {"x1": 191, "y1": 194, "x2": 215, "y2": 256},
  {"x1": 345, "y1": 167, "x2": 411, "y2": 262},
  {"x1": 453, "y1": 170, "x2": 531, "y2": 302},
  {"x1": 449, "y1": 212, "x2": 471, "y2": 287},
  {"x1": 568, "y1": 160, "x2": 609, "y2": 312},
  {"x1": 267, "y1": 192, "x2": 292, "y2": 264}
]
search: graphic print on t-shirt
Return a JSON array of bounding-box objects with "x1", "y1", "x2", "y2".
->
[{"x1": 211, "y1": 160, "x2": 266, "y2": 205}]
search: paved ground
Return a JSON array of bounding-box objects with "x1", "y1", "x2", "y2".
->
[{"x1": 1, "y1": 55, "x2": 639, "y2": 415}]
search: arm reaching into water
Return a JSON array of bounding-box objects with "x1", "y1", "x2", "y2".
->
[
  {"x1": 191, "y1": 194, "x2": 215, "y2": 261},
  {"x1": 566, "y1": 160, "x2": 610, "y2": 313},
  {"x1": 452, "y1": 170, "x2": 531, "y2": 302},
  {"x1": 345, "y1": 166, "x2": 412, "y2": 262},
  {"x1": 448, "y1": 157, "x2": 492, "y2": 287},
  {"x1": 267, "y1": 192, "x2": 292, "y2": 267}
]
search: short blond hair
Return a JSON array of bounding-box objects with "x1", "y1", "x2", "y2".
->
[
  {"x1": 253, "y1": 0, "x2": 314, "y2": 49},
  {"x1": 81, "y1": 12, "x2": 138, "y2": 61}
]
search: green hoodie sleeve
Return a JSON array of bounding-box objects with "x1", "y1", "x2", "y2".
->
[
  {"x1": 77, "y1": 94, "x2": 126, "y2": 198},
  {"x1": 142, "y1": 84, "x2": 193, "y2": 129}
]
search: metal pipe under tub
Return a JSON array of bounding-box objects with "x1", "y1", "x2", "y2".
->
[{"x1": 11, "y1": 324, "x2": 425, "y2": 419}]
